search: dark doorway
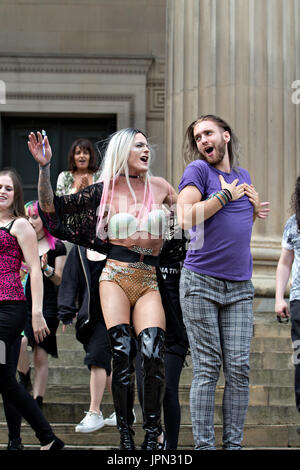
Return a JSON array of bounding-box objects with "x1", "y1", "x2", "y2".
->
[{"x1": 1, "y1": 114, "x2": 116, "y2": 202}]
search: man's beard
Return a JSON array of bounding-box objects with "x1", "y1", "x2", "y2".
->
[{"x1": 201, "y1": 140, "x2": 226, "y2": 167}]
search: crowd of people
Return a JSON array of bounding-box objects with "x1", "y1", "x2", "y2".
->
[{"x1": 0, "y1": 114, "x2": 298, "y2": 451}]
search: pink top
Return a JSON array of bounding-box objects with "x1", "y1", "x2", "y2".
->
[{"x1": 0, "y1": 221, "x2": 26, "y2": 301}]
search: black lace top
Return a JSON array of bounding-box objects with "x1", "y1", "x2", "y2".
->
[{"x1": 38, "y1": 182, "x2": 188, "y2": 263}]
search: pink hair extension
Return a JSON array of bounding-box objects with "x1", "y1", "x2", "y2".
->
[
  {"x1": 96, "y1": 179, "x2": 110, "y2": 240},
  {"x1": 25, "y1": 200, "x2": 56, "y2": 250},
  {"x1": 137, "y1": 175, "x2": 154, "y2": 221}
]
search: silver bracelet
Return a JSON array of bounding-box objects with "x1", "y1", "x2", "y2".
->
[{"x1": 43, "y1": 265, "x2": 54, "y2": 278}]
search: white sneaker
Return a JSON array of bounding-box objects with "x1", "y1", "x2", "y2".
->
[
  {"x1": 104, "y1": 409, "x2": 136, "y2": 426},
  {"x1": 75, "y1": 411, "x2": 105, "y2": 433},
  {"x1": 104, "y1": 411, "x2": 117, "y2": 426}
]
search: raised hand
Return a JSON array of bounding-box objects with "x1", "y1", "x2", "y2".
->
[
  {"x1": 219, "y1": 175, "x2": 245, "y2": 201},
  {"x1": 28, "y1": 131, "x2": 52, "y2": 166}
]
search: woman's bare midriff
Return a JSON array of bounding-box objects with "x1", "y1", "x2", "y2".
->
[{"x1": 109, "y1": 232, "x2": 163, "y2": 257}]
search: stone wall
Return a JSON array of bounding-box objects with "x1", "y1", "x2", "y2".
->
[
  {"x1": 165, "y1": 0, "x2": 300, "y2": 295},
  {"x1": 0, "y1": 0, "x2": 167, "y2": 176}
]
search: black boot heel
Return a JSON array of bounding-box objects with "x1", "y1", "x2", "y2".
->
[{"x1": 46, "y1": 437, "x2": 65, "y2": 451}]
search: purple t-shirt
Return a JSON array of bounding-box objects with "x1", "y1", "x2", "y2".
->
[{"x1": 178, "y1": 160, "x2": 254, "y2": 281}]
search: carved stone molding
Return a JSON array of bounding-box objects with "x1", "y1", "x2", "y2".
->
[
  {"x1": 4, "y1": 92, "x2": 135, "y2": 127},
  {"x1": 6, "y1": 92, "x2": 135, "y2": 104},
  {"x1": 147, "y1": 79, "x2": 165, "y2": 120},
  {"x1": 0, "y1": 55, "x2": 153, "y2": 75}
]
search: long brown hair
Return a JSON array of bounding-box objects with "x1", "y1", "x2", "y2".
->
[
  {"x1": 291, "y1": 176, "x2": 300, "y2": 230},
  {"x1": 0, "y1": 168, "x2": 25, "y2": 218},
  {"x1": 183, "y1": 114, "x2": 241, "y2": 168},
  {"x1": 67, "y1": 138, "x2": 98, "y2": 173}
]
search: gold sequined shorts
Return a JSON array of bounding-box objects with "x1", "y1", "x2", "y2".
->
[{"x1": 99, "y1": 260, "x2": 159, "y2": 308}]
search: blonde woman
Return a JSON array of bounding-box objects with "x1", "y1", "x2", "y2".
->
[{"x1": 28, "y1": 128, "x2": 180, "y2": 450}]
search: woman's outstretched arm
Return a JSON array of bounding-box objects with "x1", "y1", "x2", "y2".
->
[{"x1": 28, "y1": 131, "x2": 55, "y2": 213}]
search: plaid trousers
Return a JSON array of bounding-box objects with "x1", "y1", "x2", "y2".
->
[{"x1": 180, "y1": 268, "x2": 254, "y2": 450}]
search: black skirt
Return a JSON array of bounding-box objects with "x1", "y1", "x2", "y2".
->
[{"x1": 24, "y1": 310, "x2": 59, "y2": 358}]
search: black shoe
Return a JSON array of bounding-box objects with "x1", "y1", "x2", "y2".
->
[
  {"x1": 120, "y1": 428, "x2": 135, "y2": 450},
  {"x1": 7, "y1": 438, "x2": 24, "y2": 450},
  {"x1": 35, "y1": 396, "x2": 43, "y2": 409},
  {"x1": 157, "y1": 432, "x2": 167, "y2": 450},
  {"x1": 141, "y1": 431, "x2": 167, "y2": 451},
  {"x1": 18, "y1": 370, "x2": 32, "y2": 392},
  {"x1": 144, "y1": 433, "x2": 159, "y2": 451},
  {"x1": 46, "y1": 437, "x2": 64, "y2": 451}
]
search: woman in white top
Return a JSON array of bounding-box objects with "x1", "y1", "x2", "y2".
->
[{"x1": 56, "y1": 138, "x2": 100, "y2": 196}]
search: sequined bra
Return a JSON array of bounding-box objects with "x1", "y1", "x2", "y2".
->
[
  {"x1": 108, "y1": 209, "x2": 166, "y2": 239},
  {"x1": 0, "y1": 220, "x2": 26, "y2": 301}
]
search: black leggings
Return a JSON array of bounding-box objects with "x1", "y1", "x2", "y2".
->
[
  {"x1": 0, "y1": 301, "x2": 55, "y2": 446},
  {"x1": 163, "y1": 348, "x2": 186, "y2": 450},
  {"x1": 2, "y1": 335, "x2": 22, "y2": 440}
]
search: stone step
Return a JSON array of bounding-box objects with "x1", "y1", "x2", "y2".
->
[
  {"x1": 56, "y1": 333, "x2": 83, "y2": 350},
  {"x1": 55, "y1": 319, "x2": 292, "y2": 350},
  {"x1": 0, "y1": 384, "x2": 295, "y2": 419},
  {"x1": 29, "y1": 348, "x2": 295, "y2": 370},
  {"x1": 0, "y1": 400, "x2": 297, "y2": 426},
  {"x1": 0, "y1": 422, "x2": 299, "y2": 449},
  {"x1": 14, "y1": 383, "x2": 295, "y2": 407},
  {"x1": 46, "y1": 350, "x2": 85, "y2": 367},
  {"x1": 250, "y1": 352, "x2": 294, "y2": 370},
  {"x1": 250, "y1": 336, "x2": 292, "y2": 353},
  {"x1": 253, "y1": 322, "x2": 290, "y2": 338},
  {"x1": 42, "y1": 365, "x2": 294, "y2": 386}
]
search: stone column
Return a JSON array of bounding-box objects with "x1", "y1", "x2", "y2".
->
[{"x1": 165, "y1": 0, "x2": 300, "y2": 295}]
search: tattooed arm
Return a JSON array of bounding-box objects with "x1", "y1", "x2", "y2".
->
[{"x1": 28, "y1": 131, "x2": 55, "y2": 213}]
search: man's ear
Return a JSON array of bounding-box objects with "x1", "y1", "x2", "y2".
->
[{"x1": 223, "y1": 131, "x2": 231, "y2": 143}]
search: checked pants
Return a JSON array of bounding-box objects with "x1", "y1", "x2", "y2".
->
[{"x1": 180, "y1": 269, "x2": 254, "y2": 450}]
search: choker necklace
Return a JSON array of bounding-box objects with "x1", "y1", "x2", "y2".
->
[
  {"x1": 120, "y1": 173, "x2": 140, "y2": 179},
  {"x1": 38, "y1": 235, "x2": 46, "y2": 242}
]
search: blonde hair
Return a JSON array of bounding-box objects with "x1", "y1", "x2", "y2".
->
[{"x1": 96, "y1": 128, "x2": 154, "y2": 238}]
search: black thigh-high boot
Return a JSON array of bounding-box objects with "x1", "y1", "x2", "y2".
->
[
  {"x1": 138, "y1": 327, "x2": 165, "y2": 450},
  {"x1": 108, "y1": 324, "x2": 136, "y2": 450}
]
